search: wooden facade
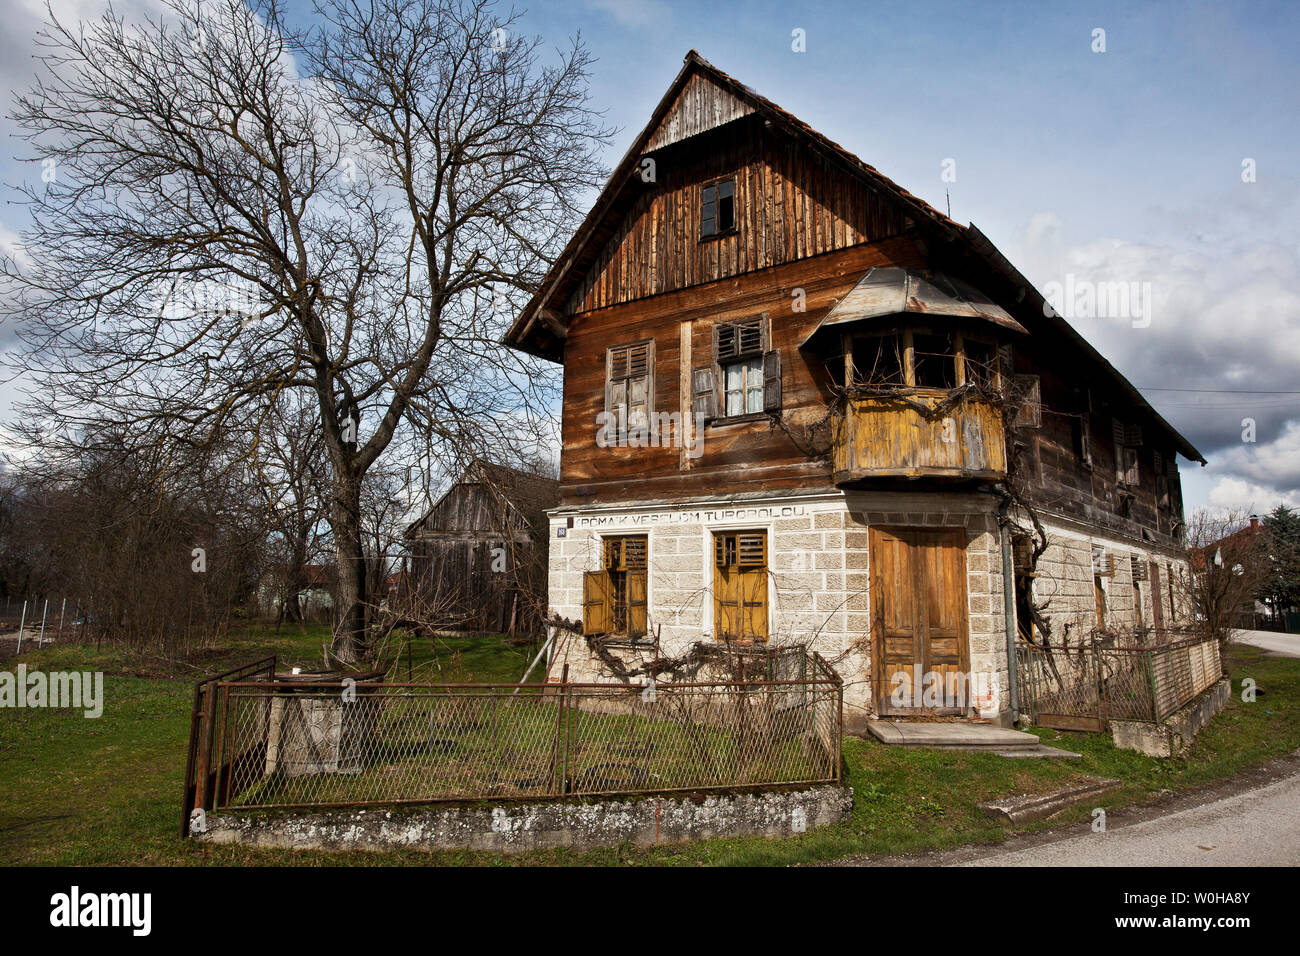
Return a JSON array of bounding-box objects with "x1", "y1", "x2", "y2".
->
[{"x1": 504, "y1": 52, "x2": 1206, "y2": 717}]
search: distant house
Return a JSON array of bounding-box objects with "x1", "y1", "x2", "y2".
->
[
  {"x1": 402, "y1": 461, "x2": 558, "y2": 635},
  {"x1": 256, "y1": 563, "x2": 336, "y2": 623},
  {"x1": 1191, "y1": 515, "x2": 1269, "y2": 629}
]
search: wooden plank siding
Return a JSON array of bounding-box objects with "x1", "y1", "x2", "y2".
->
[
  {"x1": 1012, "y1": 344, "x2": 1185, "y2": 547},
  {"x1": 560, "y1": 238, "x2": 928, "y2": 504},
  {"x1": 565, "y1": 117, "x2": 907, "y2": 315}
]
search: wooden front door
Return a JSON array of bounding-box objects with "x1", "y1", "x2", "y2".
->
[{"x1": 870, "y1": 527, "x2": 970, "y2": 716}]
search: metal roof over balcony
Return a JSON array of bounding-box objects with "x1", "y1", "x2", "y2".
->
[{"x1": 799, "y1": 267, "x2": 1028, "y2": 350}]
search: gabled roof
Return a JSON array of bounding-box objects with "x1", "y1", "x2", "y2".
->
[
  {"x1": 503, "y1": 50, "x2": 964, "y2": 362},
  {"x1": 404, "y1": 459, "x2": 558, "y2": 539},
  {"x1": 502, "y1": 51, "x2": 1205, "y2": 465}
]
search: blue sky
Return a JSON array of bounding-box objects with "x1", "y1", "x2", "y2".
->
[{"x1": 2, "y1": 0, "x2": 1299, "y2": 515}]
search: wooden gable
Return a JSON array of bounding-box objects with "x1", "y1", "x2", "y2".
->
[
  {"x1": 564, "y1": 119, "x2": 908, "y2": 314},
  {"x1": 645, "y1": 71, "x2": 755, "y2": 151}
]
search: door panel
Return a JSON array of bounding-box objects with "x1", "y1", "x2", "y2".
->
[
  {"x1": 870, "y1": 527, "x2": 970, "y2": 715},
  {"x1": 871, "y1": 530, "x2": 919, "y2": 715}
]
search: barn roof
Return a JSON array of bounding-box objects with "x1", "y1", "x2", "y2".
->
[{"x1": 404, "y1": 460, "x2": 559, "y2": 539}]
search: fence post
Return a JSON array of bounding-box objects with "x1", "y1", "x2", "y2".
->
[
  {"x1": 548, "y1": 664, "x2": 569, "y2": 796},
  {"x1": 1145, "y1": 648, "x2": 1160, "y2": 722},
  {"x1": 16, "y1": 600, "x2": 26, "y2": 655},
  {"x1": 198, "y1": 680, "x2": 219, "y2": 811}
]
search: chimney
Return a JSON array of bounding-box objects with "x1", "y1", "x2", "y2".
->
[{"x1": 1249, "y1": 514, "x2": 1260, "y2": 529}]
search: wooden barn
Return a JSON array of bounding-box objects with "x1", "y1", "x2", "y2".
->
[{"x1": 402, "y1": 461, "x2": 558, "y2": 636}]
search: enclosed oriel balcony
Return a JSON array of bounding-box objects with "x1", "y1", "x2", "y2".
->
[
  {"x1": 800, "y1": 267, "x2": 1026, "y2": 485},
  {"x1": 832, "y1": 392, "x2": 1007, "y2": 482}
]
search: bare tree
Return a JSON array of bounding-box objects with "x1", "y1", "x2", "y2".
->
[
  {"x1": 4, "y1": 0, "x2": 607, "y2": 663},
  {"x1": 1180, "y1": 508, "x2": 1269, "y2": 647}
]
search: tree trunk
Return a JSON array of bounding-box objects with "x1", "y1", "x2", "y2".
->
[{"x1": 329, "y1": 477, "x2": 367, "y2": 665}]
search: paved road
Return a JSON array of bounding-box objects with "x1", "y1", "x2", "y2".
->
[
  {"x1": 1231, "y1": 628, "x2": 1300, "y2": 658},
  {"x1": 948, "y1": 769, "x2": 1300, "y2": 867}
]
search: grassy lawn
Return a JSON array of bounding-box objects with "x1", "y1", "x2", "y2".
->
[{"x1": 1, "y1": 631, "x2": 1296, "y2": 866}]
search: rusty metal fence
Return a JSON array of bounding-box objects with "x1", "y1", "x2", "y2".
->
[
  {"x1": 181, "y1": 648, "x2": 842, "y2": 834},
  {"x1": 1017, "y1": 633, "x2": 1223, "y2": 732}
]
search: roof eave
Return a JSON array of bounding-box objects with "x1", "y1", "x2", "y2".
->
[{"x1": 962, "y1": 224, "x2": 1206, "y2": 465}]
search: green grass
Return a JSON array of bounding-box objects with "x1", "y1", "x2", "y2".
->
[{"x1": 1, "y1": 635, "x2": 1297, "y2": 866}]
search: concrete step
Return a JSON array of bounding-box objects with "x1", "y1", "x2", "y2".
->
[
  {"x1": 978, "y1": 776, "x2": 1122, "y2": 824},
  {"x1": 865, "y1": 720, "x2": 1042, "y2": 750}
]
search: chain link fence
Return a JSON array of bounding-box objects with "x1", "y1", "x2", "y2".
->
[
  {"x1": 182, "y1": 647, "x2": 841, "y2": 833},
  {"x1": 1017, "y1": 632, "x2": 1223, "y2": 732}
]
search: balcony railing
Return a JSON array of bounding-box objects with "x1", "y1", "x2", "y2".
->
[{"x1": 831, "y1": 392, "x2": 1007, "y2": 484}]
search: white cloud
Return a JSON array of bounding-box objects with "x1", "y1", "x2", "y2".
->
[
  {"x1": 1211, "y1": 420, "x2": 1300, "y2": 490},
  {"x1": 584, "y1": 0, "x2": 674, "y2": 31},
  {"x1": 1205, "y1": 476, "x2": 1299, "y2": 515}
]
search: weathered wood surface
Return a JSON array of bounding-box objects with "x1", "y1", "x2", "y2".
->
[
  {"x1": 832, "y1": 394, "x2": 1006, "y2": 483},
  {"x1": 567, "y1": 118, "x2": 907, "y2": 315},
  {"x1": 560, "y1": 239, "x2": 926, "y2": 504}
]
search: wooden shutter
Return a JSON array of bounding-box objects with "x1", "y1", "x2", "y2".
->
[
  {"x1": 583, "y1": 571, "x2": 612, "y2": 635},
  {"x1": 692, "y1": 366, "x2": 718, "y2": 421},
  {"x1": 715, "y1": 565, "x2": 737, "y2": 640},
  {"x1": 762, "y1": 349, "x2": 782, "y2": 413},
  {"x1": 1150, "y1": 563, "x2": 1165, "y2": 630},
  {"x1": 717, "y1": 319, "x2": 763, "y2": 360},
  {"x1": 627, "y1": 570, "x2": 648, "y2": 639},
  {"x1": 1014, "y1": 375, "x2": 1041, "y2": 427},
  {"x1": 997, "y1": 344, "x2": 1015, "y2": 390},
  {"x1": 1112, "y1": 418, "x2": 1128, "y2": 482},
  {"x1": 740, "y1": 568, "x2": 767, "y2": 641},
  {"x1": 606, "y1": 340, "x2": 654, "y2": 424},
  {"x1": 737, "y1": 533, "x2": 766, "y2": 566},
  {"x1": 623, "y1": 537, "x2": 647, "y2": 570}
]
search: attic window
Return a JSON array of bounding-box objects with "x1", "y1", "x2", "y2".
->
[{"x1": 700, "y1": 178, "x2": 735, "y2": 239}]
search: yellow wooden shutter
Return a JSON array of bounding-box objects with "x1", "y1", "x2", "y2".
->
[
  {"x1": 627, "y1": 570, "x2": 648, "y2": 639},
  {"x1": 716, "y1": 567, "x2": 738, "y2": 640},
  {"x1": 583, "y1": 571, "x2": 612, "y2": 635}
]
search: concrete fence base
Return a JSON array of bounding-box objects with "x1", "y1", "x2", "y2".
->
[
  {"x1": 1109, "y1": 677, "x2": 1232, "y2": 758},
  {"x1": 193, "y1": 784, "x2": 853, "y2": 854}
]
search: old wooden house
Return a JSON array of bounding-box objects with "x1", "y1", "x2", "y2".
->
[
  {"x1": 402, "y1": 461, "x2": 557, "y2": 636},
  {"x1": 504, "y1": 52, "x2": 1206, "y2": 725}
]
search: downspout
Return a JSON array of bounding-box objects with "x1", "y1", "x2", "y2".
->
[{"x1": 997, "y1": 494, "x2": 1020, "y2": 724}]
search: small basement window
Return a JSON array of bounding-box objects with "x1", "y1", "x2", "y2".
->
[{"x1": 700, "y1": 178, "x2": 735, "y2": 239}]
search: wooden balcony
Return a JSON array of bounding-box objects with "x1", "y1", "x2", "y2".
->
[{"x1": 832, "y1": 392, "x2": 1007, "y2": 484}]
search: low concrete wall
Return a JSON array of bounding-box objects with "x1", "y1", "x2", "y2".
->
[
  {"x1": 194, "y1": 785, "x2": 853, "y2": 854},
  {"x1": 1109, "y1": 677, "x2": 1232, "y2": 758}
]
